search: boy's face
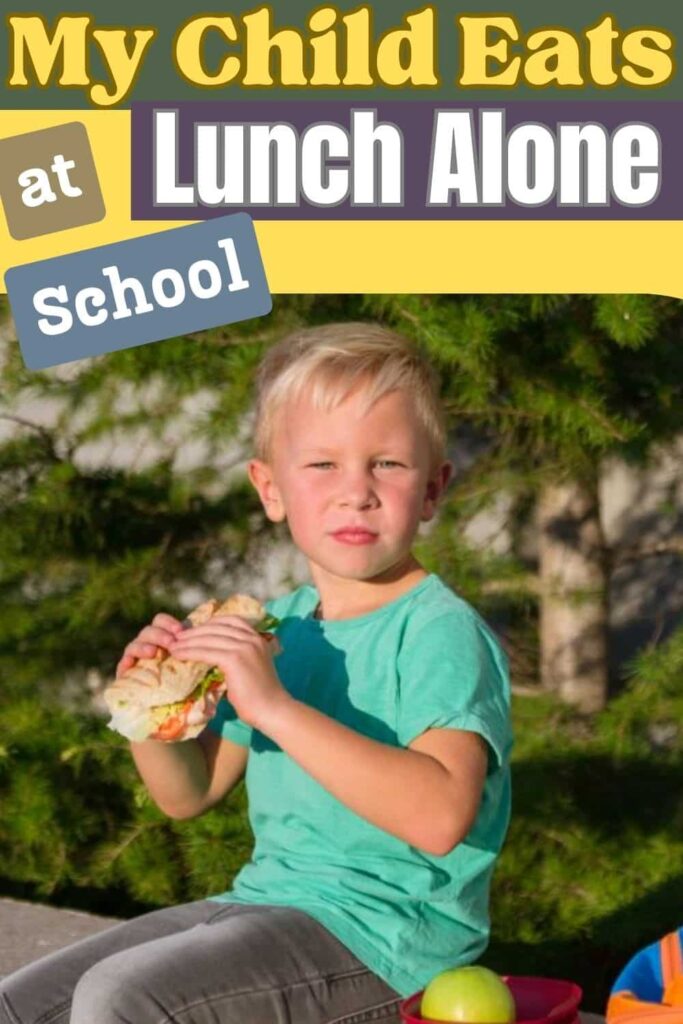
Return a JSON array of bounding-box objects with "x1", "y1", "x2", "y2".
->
[{"x1": 248, "y1": 385, "x2": 452, "y2": 589}]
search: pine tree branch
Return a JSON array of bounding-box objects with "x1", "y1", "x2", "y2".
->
[
  {"x1": 92, "y1": 822, "x2": 156, "y2": 872},
  {"x1": 0, "y1": 413, "x2": 75, "y2": 461},
  {"x1": 0, "y1": 413, "x2": 56, "y2": 449},
  {"x1": 573, "y1": 396, "x2": 631, "y2": 442},
  {"x1": 510, "y1": 683, "x2": 546, "y2": 697},
  {"x1": 396, "y1": 306, "x2": 421, "y2": 326},
  {"x1": 148, "y1": 531, "x2": 175, "y2": 576},
  {"x1": 444, "y1": 385, "x2": 632, "y2": 442},
  {"x1": 184, "y1": 328, "x2": 274, "y2": 346},
  {"x1": 443, "y1": 402, "x2": 545, "y2": 422},
  {"x1": 614, "y1": 537, "x2": 683, "y2": 565},
  {"x1": 482, "y1": 575, "x2": 540, "y2": 596},
  {"x1": 481, "y1": 538, "x2": 683, "y2": 597}
]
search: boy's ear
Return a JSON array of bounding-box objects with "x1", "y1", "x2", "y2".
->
[
  {"x1": 247, "y1": 459, "x2": 286, "y2": 523},
  {"x1": 421, "y1": 460, "x2": 454, "y2": 522}
]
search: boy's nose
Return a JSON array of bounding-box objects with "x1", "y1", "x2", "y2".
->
[{"x1": 337, "y1": 472, "x2": 379, "y2": 508}]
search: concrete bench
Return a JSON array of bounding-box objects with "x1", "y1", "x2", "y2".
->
[
  {"x1": 0, "y1": 898, "x2": 120, "y2": 979},
  {"x1": 0, "y1": 898, "x2": 607, "y2": 1023}
]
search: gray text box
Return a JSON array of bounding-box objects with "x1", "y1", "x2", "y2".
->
[{"x1": 7, "y1": 214, "x2": 271, "y2": 370}]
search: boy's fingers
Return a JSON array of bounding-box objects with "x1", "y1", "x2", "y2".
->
[
  {"x1": 152, "y1": 613, "x2": 185, "y2": 633},
  {"x1": 171, "y1": 617, "x2": 275, "y2": 646},
  {"x1": 121, "y1": 640, "x2": 161, "y2": 666},
  {"x1": 115, "y1": 654, "x2": 136, "y2": 678},
  {"x1": 177, "y1": 619, "x2": 256, "y2": 642},
  {"x1": 171, "y1": 634, "x2": 278, "y2": 663},
  {"x1": 138, "y1": 625, "x2": 177, "y2": 648},
  {"x1": 207, "y1": 615, "x2": 258, "y2": 632},
  {"x1": 116, "y1": 613, "x2": 261, "y2": 680},
  {"x1": 171, "y1": 645, "x2": 231, "y2": 664},
  {"x1": 172, "y1": 626, "x2": 277, "y2": 651}
]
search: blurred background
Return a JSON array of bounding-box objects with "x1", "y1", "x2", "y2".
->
[{"x1": 0, "y1": 293, "x2": 681, "y2": 1009}]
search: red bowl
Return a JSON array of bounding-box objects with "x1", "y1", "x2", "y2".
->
[{"x1": 400, "y1": 976, "x2": 583, "y2": 1024}]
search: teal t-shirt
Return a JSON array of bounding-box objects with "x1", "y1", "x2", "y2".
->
[{"x1": 207, "y1": 572, "x2": 512, "y2": 998}]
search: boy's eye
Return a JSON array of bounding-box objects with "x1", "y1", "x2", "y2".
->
[{"x1": 306, "y1": 460, "x2": 403, "y2": 469}]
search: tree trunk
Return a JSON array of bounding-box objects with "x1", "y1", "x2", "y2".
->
[{"x1": 538, "y1": 476, "x2": 609, "y2": 713}]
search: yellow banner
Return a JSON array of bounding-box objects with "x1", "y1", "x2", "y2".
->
[{"x1": 0, "y1": 110, "x2": 680, "y2": 297}]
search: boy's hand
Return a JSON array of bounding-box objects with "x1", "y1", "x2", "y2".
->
[
  {"x1": 115, "y1": 613, "x2": 185, "y2": 679},
  {"x1": 167, "y1": 615, "x2": 290, "y2": 731}
]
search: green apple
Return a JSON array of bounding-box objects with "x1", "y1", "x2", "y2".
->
[{"x1": 420, "y1": 966, "x2": 516, "y2": 1023}]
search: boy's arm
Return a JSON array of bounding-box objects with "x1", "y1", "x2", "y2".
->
[
  {"x1": 260, "y1": 698, "x2": 487, "y2": 856},
  {"x1": 130, "y1": 728, "x2": 248, "y2": 819}
]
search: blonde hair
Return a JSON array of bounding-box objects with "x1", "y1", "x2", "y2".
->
[{"x1": 253, "y1": 323, "x2": 447, "y2": 472}]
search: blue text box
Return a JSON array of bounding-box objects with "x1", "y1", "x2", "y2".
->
[{"x1": 7, "y1": 213, "x2": 271, "y2": 370}]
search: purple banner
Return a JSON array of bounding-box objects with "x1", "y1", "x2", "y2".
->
[{"x1": 131, "y1": 100, "x2": 683, "y2": 220}]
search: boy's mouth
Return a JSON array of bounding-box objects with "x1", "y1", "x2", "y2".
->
[{"x1": 332, "y1": 527, "x2": 379, "y2": 544}]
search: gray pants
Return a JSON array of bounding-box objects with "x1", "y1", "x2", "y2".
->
[{"x1": 0, "y1": 900, "x2": 403, "y2": 1024}]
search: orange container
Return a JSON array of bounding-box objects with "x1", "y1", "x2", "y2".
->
[{"x1": 400, "y1": 975, "x2": 583, "y2": 1024}]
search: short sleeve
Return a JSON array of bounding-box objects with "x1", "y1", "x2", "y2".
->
[
  {"x1": 207, "y1": 693, "x2": 252, "y2": 747},
  {"x1": 396, "y1": 609, "x2": 512, "y2": 773}
]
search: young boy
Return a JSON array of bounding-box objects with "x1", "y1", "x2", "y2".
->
[{"x1": 0, "y1": 323, "x2": 512, "y2": 1024}]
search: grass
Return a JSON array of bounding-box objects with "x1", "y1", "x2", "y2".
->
[{"x1": 483, "y1": 693, "x2": 683, "y2": 1011}]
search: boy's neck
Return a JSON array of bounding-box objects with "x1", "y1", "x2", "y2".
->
[{"x1": 310, "y1": 558, "x2": 428, "y2": 622}]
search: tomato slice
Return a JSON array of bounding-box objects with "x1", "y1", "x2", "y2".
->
[
  {"x1": 151, "y1": 680, "x2": 227, "y2": 742},
  {"x1": 153, "y1": 713, "x2": 186, "y2": 741}
]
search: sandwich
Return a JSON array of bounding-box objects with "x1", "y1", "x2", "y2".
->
[{"x1": 103, "y1": 594, "x2": 280, "y2": 743}]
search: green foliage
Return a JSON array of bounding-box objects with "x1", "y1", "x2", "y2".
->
[
  {"x1": 1, "y1": 669, "x2": 682, "y2": 1009},
  {"x1": 482, "y1": 625, "x2": 683, "y2": 1006},
  {"x1": 1, "y1": 294, "x2": 682, "y2": 697},
  {"x1": 1, "y1": 295, "x2": 682, "y2": 1008},
  {"x1": 361, "y1": 293, "x2": 683, "y2": 471},
  {"x1": 593, "y1": 295, "x2": 659, "y2": 350},
  {"x1": 485, "y1": 672, "x2": 683, "y2": 1009},
  {"x1": 0, "y1": 691, "x2": 251, "y2": 907},
  {"x1": 598, "y1": 628, "x2": 683, "y2": 759}
]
